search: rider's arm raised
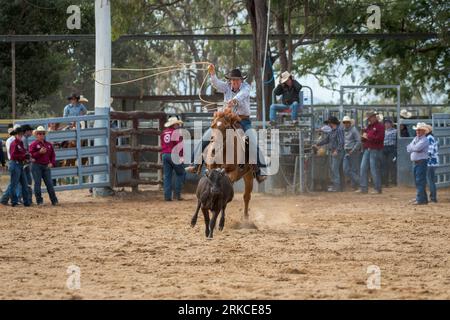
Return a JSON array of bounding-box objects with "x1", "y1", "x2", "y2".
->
[{"x1": 210, "y1": 74, "x2": 228, "y2": 93}]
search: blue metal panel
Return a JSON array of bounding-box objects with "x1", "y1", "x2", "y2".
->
[
  {"x1": 432, "y1": 113, "x2": 450, "y2": 188},
  {"x1": 14, "y1": 114, "x2": 111, "y2": 192}
]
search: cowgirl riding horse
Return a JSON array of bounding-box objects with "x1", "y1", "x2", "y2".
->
[{"x1": 186, "y1": 64, "x2": 266, "y2": 183}]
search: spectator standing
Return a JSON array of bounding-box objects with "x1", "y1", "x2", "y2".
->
[
  {"x1": 341, "y1": 116, "x2": 361, "y2": 190},
  {"x1": 382, "y1": 118, "x2": 397, "y2": 187},
  {"x1": 63, "y1": 93, "x2": 87, "y2": 117},
  {"x1": 425, "y1": 124, "x2": 439, "y2": 203},
  {"x1": 407, "y1": 123, "x2": 430, "y2": 205}
]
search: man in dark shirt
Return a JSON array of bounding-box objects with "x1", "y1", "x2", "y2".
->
[
  {"x1": 356, "y1": 111, "x2": 385, "y2": 194},
  {"x1": 313, "y1": 116, "x2": 345, "y2": 192},
  {"x1": 269, "y1": 71, "x2": 303, "y2": 124}
]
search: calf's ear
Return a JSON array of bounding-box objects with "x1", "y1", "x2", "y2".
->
[
  {"x1": 220, "y1": 168, "x2": 226, "y2": 174},
  {"x1": 205, "y1": 168, "x2": 210, "y2": 176}
]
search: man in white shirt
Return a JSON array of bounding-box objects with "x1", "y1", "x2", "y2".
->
[{"x1": 186, "y1": 65, "x2": 266, "y2": 183}]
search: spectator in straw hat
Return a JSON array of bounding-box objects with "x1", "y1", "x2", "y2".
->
[
  {"x1": 161, "y1": 117, "x2": 186, "y2": 201},
  {"x1": 29, "y1": 126, "x2": 58, "y2": 206},
  {"x1": 63, "y1": 93, "x2": 87, "y2": 117},
  {"x1": 407, "y1": 122, "x2": 430, "y2": 205},
  {"x1": 269, "y1": 71, "x2": 303, "y2": 125},
  {"x1": 342, "y1": 115, "x2": 361, "y2": 190},
  {"x1": 382, "y1": 117, "x2": 397, "y2": 187},
  {"x1": 425, "y1": 124, "x2": 439, "y2": 203},
  {"x1": 357, "y1": 111, "x2": 385, "y2": 194},
  {"x1": 313, "y1": 116, "x2": 345, "y2": 192}
]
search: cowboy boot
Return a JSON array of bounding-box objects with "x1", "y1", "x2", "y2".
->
[{"x1": 252, "y1": 165, "x2": 267, "y2": 183}]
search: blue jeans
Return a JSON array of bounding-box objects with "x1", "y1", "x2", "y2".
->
[
  {"x1": 330, "y1": 150, "x2": 344, "y2": 190},
  {"x1": 426, "y1": 166, "x2": 437, "y2": 202},
  {"x1": 8, "y1": 161, "x2": 30, "y2": 206},
  {"x1": 360, "y1": 149, "x2": 382, "y2": 192},
  {"x1": 382, "y1": 146, "x2": 397, "y2": 186},
  {"x1": 414, "y1": 160, "x2": 428, "y2": 204},
  {"x1": 343, "y1": 151, "x2": 360, "y2": 188},
  {"x1": 23, "y1": 165, "x2": 33, "y2": 204},
  {"x1": 31, "y1": 163, "x2": 58, "y2": 204},
  {"x1": 269, "y1": 102, "x2": 300, "y2": 121},
  {"x1": 0, "y1": 182, "x2": 20, "y2": 204},
  {"x1": 162, "y1": 153, "x2": 186, "y2": 200}
]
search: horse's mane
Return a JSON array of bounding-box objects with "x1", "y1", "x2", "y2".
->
[{"x1": 212, "y1": 108, "x2": 241, "y2": 127}]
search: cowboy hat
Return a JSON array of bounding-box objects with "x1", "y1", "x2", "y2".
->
[
  {"x1": 400, "y1": 109, "x2": 412, "y2": 119},
  {"x1": 79, "y1": 95, "x2": 89, "y2": 103},
  {"x1": 327, "y1": 116, "x2": 340, "y2": 126},
  {"x1": 224, "y1": 69, "x2": 247, "y2": 80},
  {"x1": 412, "y1": 122, "x2": 430, "y2": 133},
  {"x1": 341, "y1": 115, "x2": 354, "y2": 124},
  {"x1": 364, "y1": 110, "x2": 378, "y2": 119},
  {"x1": 164, "y1": 116, "x2": 184, "y2": 128},
  {"x1": 33, "y1": 126, "x2": 47, "y2": 135},
  {"x1": 279, "y1": 71, "x2": 292, "y2": 84},
  {"x1": 10, "y1": 126, "x2": 24, "y2": 136},
  {"x1": 21, "y1": 124, "x2": 34, "y2": 132},
  {"x1": 67, "y1": 93, "x2": 80, "y2": 100}
]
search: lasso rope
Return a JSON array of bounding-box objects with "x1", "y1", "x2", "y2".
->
[{"x1": 92, "y1": 61, "x2": 218, "y2": 110}]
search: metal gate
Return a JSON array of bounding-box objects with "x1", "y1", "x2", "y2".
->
[
  {"x1": 432, "y1": 113, "x2": 450, "y2": 188},
  {"x1": 15, "y1": 114, "x2": 110, "y2": 191}
]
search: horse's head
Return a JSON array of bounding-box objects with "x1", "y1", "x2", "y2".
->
[{"x1": 211, "y1": 109, "x2": 241, "y2": 133}]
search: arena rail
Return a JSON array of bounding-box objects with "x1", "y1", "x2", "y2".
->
[
  {"x1": 109, "y1": 111, "x2": 166, "y2": 192},
  {"x1": 14, "y1": 114, "x2": 110, "y2": 191}
]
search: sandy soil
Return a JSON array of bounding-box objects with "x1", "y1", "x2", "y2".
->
[{"x1": 0, "y1": 185, "x2": 449, "y2": 300}]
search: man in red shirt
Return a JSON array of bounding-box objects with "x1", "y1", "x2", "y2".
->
[
  {"x1": 6, "y1": 126, "x2": 31, "y2": 207},
  {"x1": 161, "y1": 117, "x2": 185, "y2": 201},
  {"x1": 357, "y1": 111, "x2": 385, "y2": 194},
  {"x1": 29, "y1": 126, "x2": 58, "y2": 206}
]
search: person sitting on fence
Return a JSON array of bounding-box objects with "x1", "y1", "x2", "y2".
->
[
  {"x1": 269, "y1": 71, "x2": 303, "y2": 125},
  {"x1": 2, "y1": 126, "x2": 31, "y2": 207},
  {"x1": 382, "y1": 118, "x2": 397, "y2": 187},
  {"x1": 406, "y1": 122, "x2": 430, "y2": 205},
  {"x1": 425, "y1": 124, "x2": 439, "y2": 203},
  {"x1": 161, "y1": 117, "x2": 186, "y2": 201},
  {"x1": 63, "y1": 93, "x2": 87, "y2": 118},
  {"x1": 313, "y1": 116, "x2": 345, "y2": 192},
  {"x1": 185, "y1": 64, "x2": 266, "y2": 183},
  {"x1": 29, "y1": 126, "x2": 58, "y2": 206},
  {"x1": 342, "y1": 116, "x2": 361, "y2": 190}
]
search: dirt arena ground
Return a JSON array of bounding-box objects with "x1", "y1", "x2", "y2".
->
[{"x1": 0, "y1": 184, "x2": 449, "y2": 300}]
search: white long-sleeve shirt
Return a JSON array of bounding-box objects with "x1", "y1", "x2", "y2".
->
[
  {"x1": 211, "y1": 74, "x2": 251, "y2": 116},
  {"x1": 5, "y1": 136, "x2": 15, "y2": 160}
]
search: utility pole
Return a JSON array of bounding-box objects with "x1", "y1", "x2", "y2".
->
[
  {"x1": 93, "y1": 0, "x2": 113, "y2": 196},
  {"x1": 11, "y1": 41, "x2": 16, "y2": 120}
]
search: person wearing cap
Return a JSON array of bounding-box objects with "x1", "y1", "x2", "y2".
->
[
  {"x1": 161, "y1": 117, "x2": 186, "y2": 201},
  {"x1": 63, "y1": 93, "x2": 87, "y2": 118},
  {"x1": 313, "y1": 116, "x2": 345, "y2": 192},
  {"x1": 186, "y1": 64, "x2": 266, "y2": 183},
  {"x1": 29, "y1": 126, "x2": 58, "y2": 206},
  {"x1": 357, "y1": 111, "x2": 385, "y2": 194},
  {"x1": 425, "y1": 124, "x2": 439, "y2": 203},
  {"x1": 382, "y1": 118, "x2": 397, "y2": 187},
  {"x1": 2, "y1": 127, "x2": 31, "y2": 207},
  {"x1": 407, "y1": 123, "x2": 430, "y2": 205},
  {"x1": 341, "y1": 116, "x2": 361, "y2": 190},
  {"x1": 269, "y1": 71, "x2": 303, "y2": 124}
]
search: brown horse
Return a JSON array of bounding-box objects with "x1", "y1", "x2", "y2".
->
[{"x1": 203, "y1": 108, "x2": 256, "y2": 221}]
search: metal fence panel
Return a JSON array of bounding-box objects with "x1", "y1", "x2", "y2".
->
[
  {"x1": 433, "y1": 113, "x2": 450, "y2": 188},
  {"x1": 14, "y1": 114, "x2": 110, "y2": 192}
]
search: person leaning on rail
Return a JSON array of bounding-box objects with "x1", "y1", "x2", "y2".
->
[
  {"x1": 269, "y1": 71, "x2": 303, "y2": 126},
  {"x1": 63, "y1": 93, "x2": 87, "y2": 118}
]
